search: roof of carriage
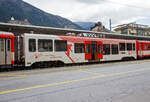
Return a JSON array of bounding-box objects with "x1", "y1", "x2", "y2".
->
[
  {"x1": 25, "y1": 33, "x2": 136, "y2": 44},
  {"x1": 0, "y1": 31, "x2": 14, "y2": 38}
]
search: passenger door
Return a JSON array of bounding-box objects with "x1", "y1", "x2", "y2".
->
[
  {"x1": 0, "y1": 39, "x2": 5, "y2": 65},
  {"x1": 85, "y1": 41, "x2": 91, "y2": 60},
  {"x1": 6, "y1": 39, "x2": 12, "y2": 64},
  {"x1": 97, "y1": 41, "x2": 103, "y2": 59}
]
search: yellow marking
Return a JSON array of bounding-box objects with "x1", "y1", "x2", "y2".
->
[
  {"x1": 0, "y1": 77, "x2": 27, "y2": 80},
  {"x1": 78, "y1": 70, "x2": 102, "y2": 75},
  {"x1": 0, "y1": 75, "x2": 104, "y2": 94},
  {"x1": 0, "y1": 66, "x2": 87, "y2": 75},
  {"x1": 1, "y1": 68, "x2": 150, "y2": 94},
  {"x1": 0, "y1": 68, "x2": 88, "y2": 80},
  {"x1": 0, "y1": 73, "x2": 28, "y2": 79}
]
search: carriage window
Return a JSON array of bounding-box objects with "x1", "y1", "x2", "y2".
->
[
  {"x1": 148, "y1": 45, "x2": 150, "y2": 50},
  {"x1": 133, "y1": 43, "x2": 135, "y2": 50},
  {"x1": 103, "y1": 44, "x2": 110, "y2": 55},
  {"x1": 144, "y1": 45, "x2": 147, "y2": 50},
  {"x1": 75, "y1": 43, "x2": 85, "y2": 53},
  {"x1": 119, "y1": 43, "x2": 125, "y2": 51},
  {"x1": 127, "y1": 43, "x2": 132, "y2": 51},
  {"x1": 29, "y1": 39, "x2": 36, "y2": 52},
  {"x1": 7, "y1": 39, "x2": 11, "y2": 51},
  {"x1": 55, "y1": 40, "x2": 67, "y2": 51},
  {"x1": 112, "y1": 44, "x2": 118, "y2": 54},
  {"x1": 98, "y1": 44, "x2": 102, "y2": 54},
  {"x1": 38, "y1": 39, "x2": 53, "y2": 52},
  {"x1": 0, "y1": 39, "x2": 4, "y2": 51}
]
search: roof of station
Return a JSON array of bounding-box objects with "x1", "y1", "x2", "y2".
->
[{"x1": 0, "y1": 22, "x2": 150, "y2": 41}]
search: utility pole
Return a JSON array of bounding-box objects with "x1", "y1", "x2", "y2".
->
[{"x1": 109, "y1": 18, "x2": 112, "y2": 32}]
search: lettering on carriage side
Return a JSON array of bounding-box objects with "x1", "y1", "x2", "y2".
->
[
  {"x1": 30, "y1": 53, "x2": 62, "y2": 59},
  {"x1": 65, "y1": 44, "x2": 75, "y2": 63}
]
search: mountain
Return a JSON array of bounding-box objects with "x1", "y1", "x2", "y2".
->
[
  {"x1": 75, "y1": 22, "x2": 95, "y2": 30},
  {"x1": 0, "y1": 0, "x2": 83, "y2": 29}
]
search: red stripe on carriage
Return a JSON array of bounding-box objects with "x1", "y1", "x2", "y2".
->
[
  {"x1": 65, "y1": 44, "x2": 75, "y2": 63},
  {"x1": 11, "y1": 38, "x2": 15, "y2": 52},
  {"x1": 11, "y1": 60, "x2": 15, "y2": 64}
]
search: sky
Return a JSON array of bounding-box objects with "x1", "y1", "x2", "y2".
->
[{"x1": 23, "y1": 0, "x2": 150, "y2": 28}]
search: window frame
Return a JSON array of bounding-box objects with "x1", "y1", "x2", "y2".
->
[
  {"x1": 29, "y1": 39, "x2": 36, "y2": 52},
  {"x1": 0, "y1": 39, "x2": 4, "y2": 52},
  {"x1": 148, "y1": 44, "x2": 150, "y2": 50},
  {"x1": 119, "y1": 43, "x2": 125, "y2": 51},
  {"x1": 112, "y1": 44, "x2": 119, "y2": 55},
  {"x1": 38, "y1": 39, "x2": 53, "y2": 52},
  {"x1": 7, "y1": 39, "x2": 11, "y2": 52},
  {"x1": 103, "y1": 44, "x2": 110, "y2": 55},
  {"x1": 127, "y1": 43, "x2": 132, "y2": 51},
  {"x1": 55, "y1": 40, "x2": 67, "y2": 52},
  {"x1": 133, "y1": 43, "x2": 136, "y2": 51},
  {"x1": 74, "y1": 43, "x2": 85, "y2": 53}
]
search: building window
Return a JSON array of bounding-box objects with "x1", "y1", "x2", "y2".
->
[
  {"x1": 55, "y1": 40, "x2": 67, "y2": 51},
  {"x1": 75, "y1": 43, "x2": 85, "y2": 53},
  {"x1": 137, "y1": 30, "x2": 145, "y2": 36},
  {"x1": 103, "y1": 44, "x2": 110, "y2": 55},
  {"x1": 29, "y1": 39, "x2": 36, "y2": 52},
  {"x1": 119, "y1": 43, "x2": 125, "y2": 51},
  {"x1": 38, "y1": 39, "x2": 53, "y2": 52},
  {"x1": 121, "y1": 29, "x2": 128, "y2": 34},
  {"x1": 127, "y1": 43, "x2": 132, "y2": 51},
  {"x1": 112, "y1": 44, "x2": 119, "y2": 54}
]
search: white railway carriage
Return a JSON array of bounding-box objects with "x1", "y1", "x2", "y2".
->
[{"x1": 22, "y1": 33, "x2": 137, "y2": 67}]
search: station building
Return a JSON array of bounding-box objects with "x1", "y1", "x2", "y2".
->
[{"x1": 114, "y1": 22, "x2": 150, "y2": 36}]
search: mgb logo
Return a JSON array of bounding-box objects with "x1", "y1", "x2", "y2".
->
[{"x1": 65, "y1": 44, "x2": 75, "y2": 63}]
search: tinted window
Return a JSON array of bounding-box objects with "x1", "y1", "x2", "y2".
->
[
  {"x1": 29, "y1": 39, "x2": 36, "y2": 52},
  {"x1": 86, "y1": 44, "x2": 90, "y2": 54},
  {"x1": 144, "y1": 45, "x2": 147, "y2": 50},
  {"x1": 55, "y1": 40, "x2": 67, "y2": 51},
  {"x1": 75, "y1": 43, "x2": 85, "y2": 53},
  {"x1": 119, "y1": 43, "x2": 125, "y2": 51},
  {"x1": 103, "y1": 44, "x2": 110, "y2": 55},
  {"x1": 7, "y1": 39, "x2": 11, "y2": 51},
  {"x1": 133, "y1": 43, "x2": 135, "y2": 50},
  {"x1": 112, "y1": 44, "x2": 118, "y2": 54},
  {"x1": 148, "y1": 45, "x2": 150, "y2": 50},
  {"x1": 98, "y1": 44, "x2": 102, "y2": 54},
  {"x1": 38, "y1": 39, "x2": 53, "y2": 52},
  {"x1": 127, "y1": 43, "x2": 132, "y2": 51},
  {"x1": 0, "y1": 39, "x2": 4, "y2": 51}
]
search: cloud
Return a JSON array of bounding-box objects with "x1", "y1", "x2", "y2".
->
[
  {"x1": 76, "y1": 0, "x2": 104, "y2": 4},
  {"x1": 23, "y1": 0, "x2": 150, "y2": 27}
]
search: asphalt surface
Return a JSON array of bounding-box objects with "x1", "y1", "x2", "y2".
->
[{"x1": 1, "y1": 60, "x2": 150, "y2": 102}]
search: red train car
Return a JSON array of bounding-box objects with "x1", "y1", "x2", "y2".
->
[
  {"x1": 0, "y1": 32, "x2": 15, "y2": 68},
  {"x1": 136, "y1": 41, "x2": 150, "y2": 58}
]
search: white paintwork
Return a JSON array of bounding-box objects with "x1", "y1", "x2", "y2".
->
[
  {"x1": 102, "y1": 51, "x2": 137, "y2": 61},
  {"x1": 24, "y1": 33, "x2": 137, "y2": 67},
  {"x1": 24, "y1": 34, "x2": 88, "y2": 66}
]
